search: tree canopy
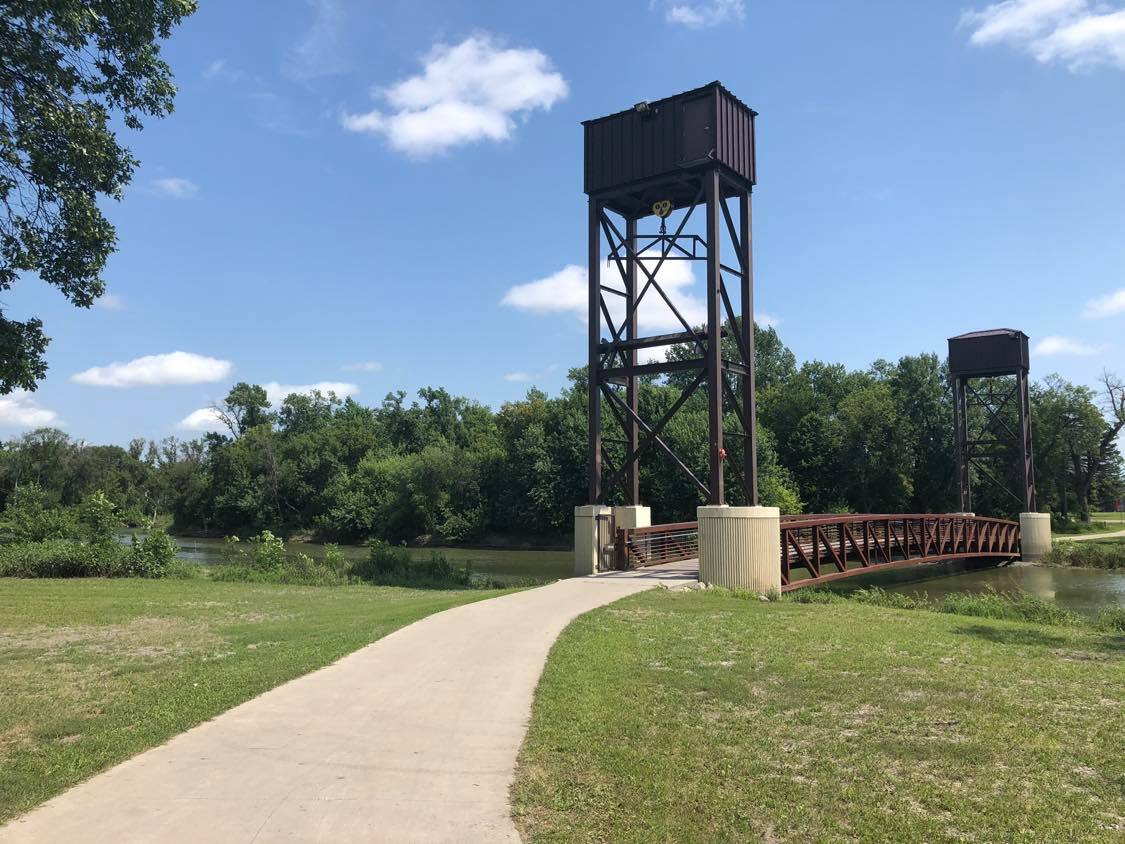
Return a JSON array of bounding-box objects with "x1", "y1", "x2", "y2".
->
[{"x1": 0, "y1": 0, "x2": 196, "y2": 391}]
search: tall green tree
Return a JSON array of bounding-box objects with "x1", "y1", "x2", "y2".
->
[{"x1": 0, "y1": 0, "x2": 196, "y2": 391}]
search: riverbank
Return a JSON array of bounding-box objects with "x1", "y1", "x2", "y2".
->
[
  {"x1": 513, "y1": 590, "x2": 1125, "y2": 843},
  {"x1": 0, "y1": 578, "x2": 508, "y2": 823}
]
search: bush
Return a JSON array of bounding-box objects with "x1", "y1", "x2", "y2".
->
[
  {"x1": 0, "y1": 484, "x2": 80, "y2": 542},
  {"x1": 80, "y1": 491, "x2": 120, "y2": 546},
  {"x1": 212, "y1": 532, "x2": 344, "y2": 586},
  {"x1": 1095, "y1": 607, "x2": 1125, "y2": 633},
  {"x1": 0, "y1": 541, "x2": 109, "y2": 578},
  {"x1": 1043, "y1": 542, "x2": 1125, "y2": 570},
  {"x1": 348, "y1": 541, "x2": 486, "y2": 589},
  {"x1": 120, "y1": 530, "x2": 179, "y2": 578},
  {"x1": 0, "y1": 528, "x2": 181, "y2": 579}
]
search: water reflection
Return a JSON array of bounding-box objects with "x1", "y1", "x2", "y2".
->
[{"x1": 827, "y1": 558, "x2": 1125, "y2": 615}]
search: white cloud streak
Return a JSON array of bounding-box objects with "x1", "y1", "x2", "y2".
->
[
  {"x1": 961, "y1": 0, "x2": 1125, "y2": 70},
  {"x1": 178, "y1": 407, "x2": 226, "y2": 432},
  {"x1": 94, "y1": 293, "x2": 124, "y2": 311},
  {"x1": 0, "y1": 391, "x2": 61, "y2": 428},
  {"x1": 1032, "y1": 335, "x2": 1101, "y2": 355},
  {"x1": 341, "y1": 34, "x2": 568, "y2": 157},
  {"x1": 664, "y1": 0, "x2": 745, "y2": 28},
  {"x1": 286, "y1": 0, "x2": 350, "y2": 79},
  {"x1": 71, "y1": 352, "x2": 232, "y2": 388},
  {"x1": 1083, "y1": 287, "x2": 1125, "y2": 318},
  {"x1": 149, "y1": 177, "x2": 199, "y2": 199},
  {"x1": 342, "y1": 361, "x2": 383, "y2": 372}
]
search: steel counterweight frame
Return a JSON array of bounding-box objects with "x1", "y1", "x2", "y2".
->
[{"x1": 587, "y1": 167, "x2": 758, "y2": 507}]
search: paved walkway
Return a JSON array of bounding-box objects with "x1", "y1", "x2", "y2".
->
[
  {"x1": 0, "y1": 563, "x2": 696, "y2": 843},
  {"x1": 1059, "y1": 527, "x2": 1125, "y2": 542}
]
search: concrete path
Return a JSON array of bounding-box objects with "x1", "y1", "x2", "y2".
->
[
  {"x1": 0, "y1": 563, "x2": 696, "y2": 843},
  {"x1": 1058, "y1": 528, "x2": 1125, "y2": 542}
]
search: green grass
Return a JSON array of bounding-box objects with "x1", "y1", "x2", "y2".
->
[
  {"x1": 0, "y1": 577, "x2": 507, "y2": 823},
  {"x1": 513, "y1": 590, "x2": 1125, "y2": 843}
]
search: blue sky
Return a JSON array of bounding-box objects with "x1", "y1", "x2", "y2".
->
[{"x1": 4, "y1": 0, "x2": 1125, "y2": 444}]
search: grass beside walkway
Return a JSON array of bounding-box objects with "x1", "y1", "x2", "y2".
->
[
  {"x1": 513, "y1": 590, "x2": 1125, "y2": 843},
  {"x1": 0, "y1": 578, "x2": 507, "y2": 823}
]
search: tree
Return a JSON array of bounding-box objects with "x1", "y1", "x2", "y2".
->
[
  {"x1": 214, "y1": 383, "x2": 273, "y2": 437},
  {"x1": 0, "y1": 0, "x2": 196, "y2": 392}
]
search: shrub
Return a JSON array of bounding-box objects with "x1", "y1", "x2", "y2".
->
[
  {"x1": 1095, "y1": 607, "x2": 1125, "y2": 633},
  {"x1": 349, "y1": 541, "x2": 485, "y2": 589},
  {"x1": 0, "y1": 541, "x2": 110, "y2": 578},
  {"x1": 1043, "y1": 542, "x2": 1125, "y2": 570},
  {"x1": 121, "y1": 530, "x2": 179, "y2": 578},
  {"x1": 0, "y1": 484, "x2": 80, "y2": 542},
  {"x1": 322, "y1": 543, "x2": 347, "y2": 577},
  {"x1": 80, "y1": 491, "x2": 120, "y2": 546}
]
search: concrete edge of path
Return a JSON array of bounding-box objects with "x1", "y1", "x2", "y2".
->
[{"x1": 0, "y1": 561, "x2": 699, "y2": 843}]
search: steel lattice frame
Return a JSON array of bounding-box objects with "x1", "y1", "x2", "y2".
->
[
  {"x1": 953, "y1": 369, "x2": 1037, "y2": 513},
  {"x1": 587, "y1": 168, "x2": 758, "y2": 507}
]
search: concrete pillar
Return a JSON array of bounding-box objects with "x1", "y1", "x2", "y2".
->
[
  {"x1": 1019, "y1": 512, "x2": 1051, "y2": 561},
  {"x1": 698, "y1": 505, "x2": 781, "y2": 594},
  {"x1": 574, "y1": 505, "x2": 612, "y2": 576},
  {"x1": 612, "y1": 505, "x2": 650, "y2": 531}
]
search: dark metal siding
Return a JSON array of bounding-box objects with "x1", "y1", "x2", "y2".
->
[
  {"x1": 948, "y1": 331, "x2": 1030, "y2": 377},
  {"x1": 584, "y1": 82, "x2": 756, "y2": 196}
]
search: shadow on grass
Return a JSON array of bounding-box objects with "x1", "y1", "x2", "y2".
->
[{"x1": 953, "y1": 624, "x2": 1125, "y2": 655}]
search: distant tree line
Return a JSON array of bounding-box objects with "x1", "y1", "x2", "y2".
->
[{"x1": 0, "y1": 325, "x2": 1121, "y2": 544}]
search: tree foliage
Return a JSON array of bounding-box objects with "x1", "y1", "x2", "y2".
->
[
  {"x1": 0, "y1": 327, "x2": 1119, "y2": 542},
  {"x1": 0, "y1": 0, "x2": 196, "y2": 391}
]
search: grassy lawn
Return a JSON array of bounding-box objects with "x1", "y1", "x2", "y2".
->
[
  {"x1": 513, "y1": 591, "x2": 1125, "y2": 843},
  {"x1": 0, "y1": 577, "x2": 506, "y2": 823}
]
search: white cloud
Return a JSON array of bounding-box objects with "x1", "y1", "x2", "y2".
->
[
  {"x1": 149, "y1": 177, "x2": 199, "y2": 199},
  {"x1": 0, "y1": 391, "x2": 60, "y2": 428},
  {"x1": 286, "y1": 0, "x2": 350, "y2": 79},
  {"x1": 1032, "y1": 335, "x2": 1101, "y2": 355},
  {"x1": 504, "y1": 364, "x2": 558, "y2": 383},
  {"x1": 1083, "y1": 287, "x2": 1125, "y2": 318},
  {"x1": 263, "y1": 381, "x2": 359, "y2": 405},
  {"x1": 342, "y1": 361, "x2": 383, "y2": 372},
  {"x1": 71, "y1": 352, "x2": 232, "y2": 388},
  {"x1": 178, "y1": 407, "x2": 226, "y2": 432},
  {"x1": 501, "y1": 254, "x2": 707, "y2": 335},
  {"x1": 94, "y1": 293, "x2": 124, "y2": 311},
  {"x1": 664, "y1": 0, "x2": 745, "y2": 28},
  {"x1": 341, "y1": 34, "x2": 568, "y2": 157},
  {"x1": 961, "y1": 0, "x2": 1125, "y2": 70}
]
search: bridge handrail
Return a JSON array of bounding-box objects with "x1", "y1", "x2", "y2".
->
[{"x1": 779, "y1": 513, "x2": 1019, "y2": 529}]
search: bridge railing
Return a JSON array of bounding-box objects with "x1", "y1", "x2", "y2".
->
[
  {"x1": 614, "y1": 513, "x2": 1021, "y2": 584},
  {"x1": 780, "y1": 513, "x2": 1020, "y2": 588},
  {"x1": 616, "y1": 521, "x2": 699, "y2": 568}
]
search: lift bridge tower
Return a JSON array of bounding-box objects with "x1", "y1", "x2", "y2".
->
[{"x1": 575, "y1": 82, "x2": 762, "y2": 574}]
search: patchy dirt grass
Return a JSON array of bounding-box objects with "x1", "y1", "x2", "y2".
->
[
  {"x1": 512, "y1": 591, "x2": 1125, "y2": 843},
  {"x1": 0, "y1": 577, "x2": 506, "y2": 824}
]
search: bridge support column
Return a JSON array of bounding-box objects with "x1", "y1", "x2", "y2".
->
[
  {"x1": 1019, "y1": 512, "x2": 1051, "y2": 562},
  {"x1": 612, "y1": 505, "x2": 650, "y2": 532},
  {"x1": 574, "y1": 505, "x2": 612, "y2": 576},
  {"x1": 698, "y1": 505, "x2": 781, "y2": 594}
]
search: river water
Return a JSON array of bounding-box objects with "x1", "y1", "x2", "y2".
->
[
  {"x1": 141, "y1": 534, "x2": 573, "y2": 586},
  {"x1": 135, "y1": 535, "x2": 1125, "y2": 612},
  {"x1": 822, "y1": 558, "x2": 1125, "y2": 616}
]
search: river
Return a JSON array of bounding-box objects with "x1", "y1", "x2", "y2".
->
[
  {"x1": 822, "y1": 558, "x2": 1125, "y2": 616},
  {"x1": 136, "y1": 534, "x2": 1125, "y2": 612}
]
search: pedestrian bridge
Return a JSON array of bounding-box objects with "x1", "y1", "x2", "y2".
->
[{"x1": 613, "y1": 513, "x2": 1021, "y2": 590}]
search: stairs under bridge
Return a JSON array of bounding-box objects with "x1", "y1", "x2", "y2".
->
[{"x1": 611, "y1": 513, "x2": 1022, "y2": 590}]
